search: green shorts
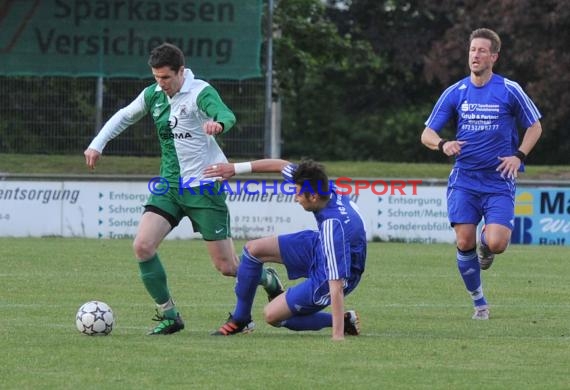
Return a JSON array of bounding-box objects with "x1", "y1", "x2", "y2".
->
[{"x1": 145, "y1": 182, "x2": 231, "y2": 241}]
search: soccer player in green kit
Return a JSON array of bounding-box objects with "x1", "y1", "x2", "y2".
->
[{"x1": 84, "y1": 43, "x2": 283, "y2": 335}]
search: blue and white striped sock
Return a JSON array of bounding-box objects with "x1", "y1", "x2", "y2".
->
[{"x1": 457, "y1": 248, "x2": 487, "y2": 307}]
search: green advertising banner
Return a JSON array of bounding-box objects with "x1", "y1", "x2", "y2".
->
[{"x1": 0, "y1": 0, "x2": 262, "y2": 79}]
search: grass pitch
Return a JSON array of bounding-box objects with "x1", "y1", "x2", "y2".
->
[
  {"x1": 2, "y1": 152, "x2": 569, "y2": 180},
  {"x1": 0, "y1": 238, "x2": 568, "y2": 389}
]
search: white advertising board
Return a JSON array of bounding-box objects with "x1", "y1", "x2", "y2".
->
[{"x1": 0, "y1": 179, "x2": 455, "y2": 243}]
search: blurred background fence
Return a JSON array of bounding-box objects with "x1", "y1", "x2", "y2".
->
[
  {"x1": 0, "y1": 76, "x2": 266, "y2": 158},
  {"x1": 2, "y1": 1, "x2": 569, "y2": 164}
]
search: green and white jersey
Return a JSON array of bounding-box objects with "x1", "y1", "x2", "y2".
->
[{"x1": 88, "y1": 69, "x2": 236, "y2": 187}]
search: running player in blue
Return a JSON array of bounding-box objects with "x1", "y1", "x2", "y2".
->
[
  {"x1": 204, "y1": 159, "x2": 367, "y2": 340},
  {"x1": 421, "y1": 28, "x2": 542, "y2": 320}
]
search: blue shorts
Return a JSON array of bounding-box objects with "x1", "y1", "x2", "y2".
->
[
  {"x1": 447, "y1": 168, "x2": 516, "y2": 229},
  {"x1": 278, "y1": 230, "x2": 360, "y2": 315}
]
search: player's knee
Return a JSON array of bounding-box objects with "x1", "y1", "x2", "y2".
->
[
  {"x1": 456, "y1": 237, "x2": 475, "y2": 252},
  {"x1": 244, "y1": 240, "x2": 259, "y2": 257},
  {"x1": 263, "y1": 307, "x2": 280, "y2": 326},
  {"x1": 213, "y1": 258, "x2": 237, "y2": 277},
  {"x1": 487, "y1": 238, "x2": 509, "y2": 254},
  {"x1": 133, "y1": 238, "x2": 155, "y2": 260}
]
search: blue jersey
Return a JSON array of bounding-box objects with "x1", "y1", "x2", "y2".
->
[
  {"x1": 313, "y1": 188, "x2": 367, "y2": 284},
  {"x1": 425, "y1": 74, "x2": 541, "y2": 170},
  {"x1": 280, "y1": 163, "x2": 367, "y2": 287}
]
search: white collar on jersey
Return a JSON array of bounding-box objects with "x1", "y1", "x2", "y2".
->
[
  {"x1": 154, "y1": 68, "x2": 195, "y2": 93},
  {"x1": 179, "y1": 68, "x2": 195, "y2": 93}
]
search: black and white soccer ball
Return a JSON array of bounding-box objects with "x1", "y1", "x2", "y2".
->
[{"x1": 75, "y1": 301, "x2": 114, "y2": 336}]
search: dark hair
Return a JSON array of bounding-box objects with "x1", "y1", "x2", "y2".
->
[
  {"x1": 470, "y1": 28, "x2": 501, "y2": 53},
  {"x1": 148, "y1": 43, "x2": 185, "y2": 71},
  {"x1": 292, "y1": 160, "x2": 331, "y2": 199}
]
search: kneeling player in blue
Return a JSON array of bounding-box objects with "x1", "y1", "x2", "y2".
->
[{"x1": 204, "y1": 159, "x2": 367, "y2": 340}]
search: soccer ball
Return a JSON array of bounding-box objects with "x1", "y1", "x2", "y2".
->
[{"x1": 75, "y1": 301, "x2": 114, "y2": 336}]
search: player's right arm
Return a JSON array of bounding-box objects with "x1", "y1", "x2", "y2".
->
[
  {"x1": 420, "y1": 127, "x2": 466, "y2": 157},
  {"x1": 84, "y1": 91, "x2": 148, "y2": 169},
  {"x1": 84, "y1": 148, "x2": 101, "y2": 170},
  {"x1": 250, "y1": 159, "x2": 291, "y2": 173},
  {"x1": 421, "y1": 83, "x2": 465, "y2": 156},
  {"x1": 319, "y1": 217, "x2": 351, "y2": 340},
  {"x1": 420, "y1": 127, "x2": 444, "y2": 151},
  {"x1": 203, "y1": 159, "x2": 291, "y2": 180},
  {"x1": 329, "y1": 278, "x2": 345, "y2": 341}
]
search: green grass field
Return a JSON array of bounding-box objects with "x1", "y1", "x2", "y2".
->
[
  {"x1": 1, "y1": 238, "x2": 568, "y2": 389},
  {"x1": 1, "y1": 153, "x2": 569, "y2": 180}
]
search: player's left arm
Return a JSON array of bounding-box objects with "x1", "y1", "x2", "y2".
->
[
  {"x1": 497, "y1": 120, "x2": 543, "y2": 178},
  {"x1": 518, "y1": 120, "x2": 543, "y2": 156},
  {"x1": 197, "y1": 86, "x2": 237, "y2": 135},
  {"x1": 497, "y1": 83, "x2": 543, "y2": 178}
]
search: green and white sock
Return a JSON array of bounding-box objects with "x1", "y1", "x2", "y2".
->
[
  {"x1": 139, "y1": 254, "x2": 177, "y2": 318},
  {"x1": 158, "y1": 297, "x2": 178, "y2": 319},
  {"x1": 259, "y1": 268, "x2": 272, "y2": 289}
]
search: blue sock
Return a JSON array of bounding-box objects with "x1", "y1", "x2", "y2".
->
[
  {"x1": 282, "y1": 312, "x2": 332, "y2": 331},
  {"x1": 233, "y1": 248, "x2": 263, "y2": 323},
  {"x1": 457, "y1": 248, "x2": 487, "y2": 307}
]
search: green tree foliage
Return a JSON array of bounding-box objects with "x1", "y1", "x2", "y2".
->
[
  {"x1": 275, "y1": 0, "x2": 569, "y2": 164},
  {"x1": 423, "y1": 0, "x2": 570, "y2": 164},
  {"x1": 274, "y1": 0, "x2": 385, "y2": 160}
]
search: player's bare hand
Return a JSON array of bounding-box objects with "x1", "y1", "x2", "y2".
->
[
  {"x1": 203, "y1": 121, "x2": 223, "y2": 135},
  {"x1": 204, "y1": 163, "x2": 236, "y2": 180},
  {"x1": 496, "y1": 155, "x2": 521, "y2": 179},
  {"x1": 442, "y1": 140, "x2": 466, "y2": 156},
  {"x1": 84, "y1": 148, "x2": 101, "y2": 170}
]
